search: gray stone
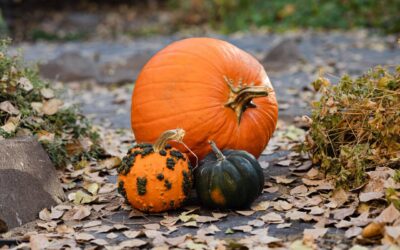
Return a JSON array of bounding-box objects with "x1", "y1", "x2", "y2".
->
[
  {"x1": 263, "y1": 39, "x2": 306, "y2": 72},
  {"x1": 95, "y1": 50, "x2": 155, "y2": 85},
  {"x1": 0, "y1": 137, "x2": 65, "y2": 231},
  {"x1": 39, "y1": 51, "x2": 97, "y2": 82}
]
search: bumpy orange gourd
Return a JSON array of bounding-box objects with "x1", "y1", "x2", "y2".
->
[
  {"x1": 131, "y1": 37, "x2": 278, "y2": 161},
  {"x1": 117, "y1": 129, "x2": 193, "y2": 213}
]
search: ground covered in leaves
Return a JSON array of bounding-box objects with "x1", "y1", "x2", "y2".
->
[{"x1": 1, "y1": 34, "x2": 400, "y2": 249}]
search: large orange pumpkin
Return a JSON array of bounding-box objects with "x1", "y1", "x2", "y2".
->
[{"x1": 131, "y1": 37, "x2": 278, "y2": 161}]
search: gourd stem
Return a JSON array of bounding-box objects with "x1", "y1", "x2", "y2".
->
[
  {"x1": 209, "y1": 141, "x2": 226, "y2": 161},
  {"x1": 225, "y1": 86, "x2": 269, "y2": 123},
  {"x1": 153, "y1": 129, "x2": 185, "y2": 152}
]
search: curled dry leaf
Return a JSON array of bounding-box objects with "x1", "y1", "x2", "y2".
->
[
  {"x1": 39, "y1": 208, "x2": 52, "y2": 221},
  {"x1": 362, "y1": 222, "x2": 384, "y2": 238}
]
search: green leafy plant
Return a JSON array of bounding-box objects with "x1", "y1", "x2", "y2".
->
[
  {"x1": 0, "y1": 39, "x2": 107, "y2": 168},
  {"x1": 305, "y1": 66, "x2": 400, "y2": 188},
  {"x1": 169, "y1": 0, "x2": 400, "y2": 34}
]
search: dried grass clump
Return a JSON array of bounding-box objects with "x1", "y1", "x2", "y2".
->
[{"x1": 305, "y1": 66, "x2": 400, "y2": 188}]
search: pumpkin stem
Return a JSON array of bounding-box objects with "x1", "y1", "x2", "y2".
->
[
  {"x1": 153, "y1": 129, "x2": 185, "y2": 152},
  {"x1": 224, "y1": 76, "x2": 270, "y2": 123},
  {"x1": 209, "y1": 141, "x2": 226, "y2": 161}
]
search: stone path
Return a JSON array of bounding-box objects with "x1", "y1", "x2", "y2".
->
[
  {"x1": 22, "y1": 30, "x2": 396, "y2": 128},
  {"x1": 4, "y1": 30, "x2": 400, "y2": 249}
]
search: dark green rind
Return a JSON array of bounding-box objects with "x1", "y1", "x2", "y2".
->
[{"x1": 194, "y1": 149, "x2": 264, "y2": 209}]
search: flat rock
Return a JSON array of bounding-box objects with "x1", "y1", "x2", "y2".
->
[
  {"x1": 39, "y1": 51, "x2": 97, "y2": 82},
  {"x1": 0, "y1": 137, "x2": 65, "y2": 231}
]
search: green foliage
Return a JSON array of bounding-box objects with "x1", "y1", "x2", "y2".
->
[
  {"x1": 169, "y1": 0, "x2": 400, "y2": 33},
  {"x1": 0, "y1": 11, "x2": 7, "y2": 38},
  {"x1": 305, "y1": 66, "x2": 400, "y2": 189},
  {"x1": 0, "y1": 40, "x2": 107, "y2": 168}
]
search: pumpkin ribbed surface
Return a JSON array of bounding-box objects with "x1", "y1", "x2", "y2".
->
[{"x1": 131, "y1": 37, "x2": 278, "y2": 161}]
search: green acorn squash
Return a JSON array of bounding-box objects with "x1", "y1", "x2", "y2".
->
[{"x1": 194, "y1": 141, "x2": 264, "y2": 209}]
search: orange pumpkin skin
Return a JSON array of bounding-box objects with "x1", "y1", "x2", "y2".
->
[
  {"x1": 117, "y1": 143, "x2": 192, "y2": 213},
  {"x1": 131, "y1": 37, "x2": 278, "y2": 161}
]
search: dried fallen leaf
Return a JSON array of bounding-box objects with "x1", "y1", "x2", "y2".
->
[
  {"x1": 119, "y1": 239, "x2": 147, "y2": 248},
  {"x1": 277, "y1": 159, "x2": 292, "y2": 166},
  {"x1": 211, "y1": 212, "x2": 228, "y2": 219},
  {"x1": 332, "y1": 207, "x2": 355, "y2": 220},
  {"x1": 18, "y1": 77, "x2": 33, "y2": 91},
  {"x1": 83, "y1": 220, "x2": 102, "y2": 228},
  {"x1": 42, "y1": 99, "x2": 63, "y2": 116},
  {"x1": 144, "y1": 223, "x2": 161, "y2": 230},
  {"x1": 0, "y1": 101, "x2": 19, "y2": 115},
  {"x1": 71, "y1": 206, "x2": 91, "y2": 220},
  {"x1": 251, "y1": 201, "x2": 270, "y2": 211},
  {"x1": 275, "y1": 176, "x2": 295, "y2": 184},
  {"x1": 106, "y1": 232, "x2": 118, "y2": 239},
  {"x1": 236, "y1": 210, "x2": 256, "y2": 216},
  {"x1": 98, "y1": 157, "x2": 121, "y2": 169},
  {"x1": 290, "y1": 185, "x2": 308, "y2": 196},
  {"x1": 39, "y1": 208, "x2": 52, "y2": 221},
  {"x1": 233, "y1": 225, "x2": 253, "y2": 233},
  {"x1": 362, "y1": 222, "x2": 384, "y2": 238},
  {"x1": 29, "y1": 234, "x2": 49, "y2": 250},
  {"x1": 75, "y1": 232, "x2": 95, "y2": 242},
  {"x1": 91, "y1": 239, "x2": 109, "y2": 246},
  {"x1": 40, "y1": 88, "x2": 55, "y2": 99},
  {"x1": 345, "y1": 226, "x2": 362, "y2": 238},
  {"x1": 248, "y1": 219, "x2": 265, "y2": 227},
  {"x1": 73, "y1": 190, "x2": 96, "y2": 204},
  {"x1": 385, "y1": 225, "x2": 400, "y2": 240},
  {"x1": 261, "y1": 212, "x2": 284, "y2": 223},
  {"x1": 304, "y1": 228, "x2": 328, "y2": 239},
  {"x1": 163, "y1": 236, "x2": 186, "y2": 247},
  {"x1": 264, "y1": 186, "x2": 279, "y2": 193},
  {"x1": 273, "y1": 200, "x2": 293, "y2": 211},
  {"x1": 277, "y1": 223, "x2": 291, "y2": 229},
  {"x1": 359, "y1": 192, "x2": 384, "y2": 202},
  {"x1": 375, "y1": 204, "x2": 400, "y2": 224},
  {"x1": 84, "y1": 183, "x2": 100, "y2": 195},
  {"x1": 123, "y1": 230, "x2": 141, "y2": 239}
]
